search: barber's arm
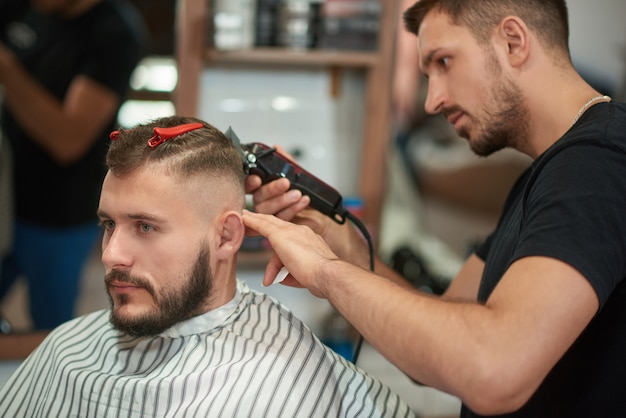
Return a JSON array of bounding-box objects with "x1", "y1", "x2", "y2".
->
[
  {"x1": 442, "y1": 254, "x2": 484, "y2": 301},
  {"x1": 242, "y1": 211, "x2": 598, "y2": 415},
  {"x1": 0, "y1": 42, "x2": 119, "y2": 165}
]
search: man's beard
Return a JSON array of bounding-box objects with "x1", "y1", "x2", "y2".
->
[
  {"x1": 105, "y1": 244, "x2": 212, "y2": 337},
  {"x1": 453, "y1": 52, "x2": 530, "y2": 157}
]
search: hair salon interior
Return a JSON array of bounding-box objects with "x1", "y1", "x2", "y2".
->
[{"x1": 1, "y1": 0, "x2": 625, "y2": 416}]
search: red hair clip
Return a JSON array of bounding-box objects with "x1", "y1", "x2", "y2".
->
[
  {"x1": 147, "y1": 123, "x2": 204, "y2": 148},
  {"x1": 109, "y1": 123, "x2": 203, "y2": 146},
  {"x1": 109, "y1": 130, "x2": 123, "y2": 140}
]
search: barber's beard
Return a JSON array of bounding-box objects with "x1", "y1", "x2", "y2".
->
[
  {"x1": 461, "y1": 53, "x2": 531, "y2": 157},
  {"x1": 105, "y1": 244, "x2": 213, "y2": 337}
]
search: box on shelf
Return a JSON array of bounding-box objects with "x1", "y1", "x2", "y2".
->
[
  {"x1": 210, "y1": 0, "x2": 381, "y2": 52},
  {"x1": 316, "y1": 0, "x2": 381, "y2": 51},
  {"x1": 211, "y1": 0, "x2": 256, "y2": 50}
]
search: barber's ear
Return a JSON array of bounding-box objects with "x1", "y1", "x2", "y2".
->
[
  {"x1": 498, "y1": 16, "x2": 530, "y2": 68},
  {"x1": 215, "y1": 211, "x2": 245, "y2": 259}
]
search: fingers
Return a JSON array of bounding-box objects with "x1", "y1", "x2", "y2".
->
[
  {"x1": 242, "y1": 210, "x2": 287, "y2": 236},
  {"x1": 250, "y1": 178, "x2": 310, "y2": 221},
  {"x1": 259, "y1": 230, "x2": 305, "y2": 290},
  {"x1": 252, "y1": 176, "x2": 289, "y2": 199},
  {"x1": 243, "y1": 210, "x2": 336, "y2": 299},
  {"x1": 244, "y1": 175, "x2": 262, "y2": 194},
  {"x1": 262, "y1": 252, "x2": 284, "y2": 286},
  {"x1": 271, "y1": 194, "x2": 310, "y2": 221}
]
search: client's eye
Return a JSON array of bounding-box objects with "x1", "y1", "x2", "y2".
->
[
  {"x1": 98, "y1": 220, "x2": 115, "y2": 231},
  {"x1": 139, "y1": 223, "x2": 155, "y2": 233}
]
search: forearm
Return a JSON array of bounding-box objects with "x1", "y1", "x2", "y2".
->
[
  {"x1": 319, "y1": 260, "x2": 536, "y2": 413},
  {"x1": 442, "y1": 254, "x2": 484, "y2": 301},
  {"x1": 0, "y1": 51, "x2": 116, "y2": 163},
  {"x1": 1, "y1": 56, "x2": 65, "y2": 144},
  {"x1": 325, "y1": 261, "x2": 475, "y2": 383},
  {"x1": 372, "y1": 255, "x2": 416, "y2": 290}
]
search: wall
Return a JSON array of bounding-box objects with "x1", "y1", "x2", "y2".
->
[
  {"x1": 197, "y1": 66, "x2": 365, "y2": 196},
  {"x1": 568, "y1": 0, "x2": 626, "y2": 96}
]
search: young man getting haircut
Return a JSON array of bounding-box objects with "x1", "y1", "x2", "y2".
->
[{"x1": 0, "y1": 116, "x2": 415, "y2": 418}]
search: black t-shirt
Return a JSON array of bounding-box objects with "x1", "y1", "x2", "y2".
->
[
  {"x1": 0, "y1": 0, "x2": 147, "y2": 226},
  {"x1": 464, "y1": 101, "x2": 626, "y2": 417}
]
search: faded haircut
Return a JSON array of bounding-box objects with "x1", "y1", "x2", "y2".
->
[
  {"x1": 404, "y1": 0, "x2": 571, "y2": 61},
  {"x1": 106, "y1": 115, "x2": 245, "y2": 198}
]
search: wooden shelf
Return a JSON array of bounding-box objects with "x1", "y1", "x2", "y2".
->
[
  {"x1": 205, "y1": 47, "x2": 379, "y2": 68},
  {"x1": 127, "y1": 90, "x2": 172, "y2": 102},
  {"x1": 175, "y1": 0, "x2": 400, "y2": 238}
]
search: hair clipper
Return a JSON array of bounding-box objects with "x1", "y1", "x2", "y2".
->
[{"x1": 225, "y1": 127, "x2": 347, "y2": 224}]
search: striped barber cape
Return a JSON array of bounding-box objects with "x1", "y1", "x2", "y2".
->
[{"x1": 0, "y1": 280, "x2": 416, "y2": 417}]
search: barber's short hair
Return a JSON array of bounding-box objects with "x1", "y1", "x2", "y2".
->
[
  {"x1": 106, "y1": 115, "x2": 245, "y2": 195},
  {"x1": 404, "y1": 0, "x2": 570, "y2": 59}
]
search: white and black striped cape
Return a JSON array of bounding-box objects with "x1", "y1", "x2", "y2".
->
[{"x1": 0, "y1": 280, "x2": 416, "y2": 417}]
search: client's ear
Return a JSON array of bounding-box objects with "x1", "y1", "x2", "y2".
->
[{"x1": 215, "y1": 211, "x2": 245, "y2": 259}]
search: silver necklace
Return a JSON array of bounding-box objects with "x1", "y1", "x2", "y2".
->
[{"x1": 572, "y1": 95, "x2": 612, "y2": 126}]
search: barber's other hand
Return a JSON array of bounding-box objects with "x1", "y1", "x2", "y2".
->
[
  {"x1": 242, "y1": 210, "x2": 339, "y2": 298},
  {"x1": 289, "y1": 208, "x2": 372, "y2": 271}
]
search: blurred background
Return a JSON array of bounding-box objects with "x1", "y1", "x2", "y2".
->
[{"x1": 1, "y1": 1, "x2": 625, "y2": 416}]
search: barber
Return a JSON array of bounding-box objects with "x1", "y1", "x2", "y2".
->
[{"x1": 243, "y1": 0, "x2": 626, "y2": 417}]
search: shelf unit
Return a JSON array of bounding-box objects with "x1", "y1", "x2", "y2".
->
[{"x1": 174, "y1": 0, "x2": 400, "y2": 236}]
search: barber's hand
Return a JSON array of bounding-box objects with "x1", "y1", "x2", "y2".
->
[
  {"x1": 242, "y1": 210, "x2": 340, "y2": 298},
  {"x1": 245, "y1": 176, "x2": 310, "y2": 221},
  {"x1": 289, "y1": 208, "x2": 372, "y2": 271},
  {"x1": 245, "y1": 179, "x2": 370, "y2": 270},
  {"x1": 243, "y1": 145, "x2": 371, "y2": 270},
  {"x1": 243, "y1": 145, "x2": 370, "y2": 269},
  {"x1": 244, "y1": 144, "x2": 311, "y2": 221}
]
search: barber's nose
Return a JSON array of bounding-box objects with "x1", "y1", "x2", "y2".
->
[
  {"x1": 101, "y1": 230, "x2": 132, "y2": 270},
  {"x1": 424, "y1": 78, "x2": 446, "y2": 115}
]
